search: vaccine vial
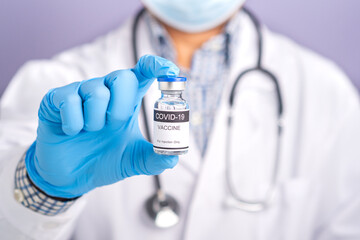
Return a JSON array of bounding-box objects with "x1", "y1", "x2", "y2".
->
[{"x1": 153, "y1": 77, "x2": 189, "y2": 155}]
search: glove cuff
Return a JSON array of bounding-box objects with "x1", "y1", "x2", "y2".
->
[{"x1": 25, "y1": 142, "x2": 82, "y2": 199}]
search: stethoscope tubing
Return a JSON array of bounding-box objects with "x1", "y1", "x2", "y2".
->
[{"x1": 131, "y1": 6, "x2": 284, "y2": 213}]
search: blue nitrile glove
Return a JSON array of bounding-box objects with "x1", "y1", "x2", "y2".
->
[{"x1": 25, "y1": 55, "x2": 180, "y2": 199}]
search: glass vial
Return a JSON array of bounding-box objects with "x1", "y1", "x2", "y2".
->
[{"x1": 153, "y1": 77, "x2": 189, "y2": 155}]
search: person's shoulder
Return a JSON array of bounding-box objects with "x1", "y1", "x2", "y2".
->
[
  {"x1": 53, "y1": 17, "x2": 135, "y2": 76},
  {"x1": 264, "y1": 28, "x2": 359, "y2": 113},
  {"x1": 2, "y1": 16, "x2": 138, "y2": 116},
  {"x1": 13, "y1": 16, "x2": 137, "y2": 87}
]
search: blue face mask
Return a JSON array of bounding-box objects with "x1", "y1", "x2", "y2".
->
[{"x1": 141, "y1": 0, "x2": 246, "y2": 33}]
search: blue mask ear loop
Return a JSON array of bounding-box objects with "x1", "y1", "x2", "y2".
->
[
  {"x1": 158, "y1": 36, "x2": 166, "y2": 59},
  {"x1": 224, "y1": 32, "x2": 231, "y2": 67}
]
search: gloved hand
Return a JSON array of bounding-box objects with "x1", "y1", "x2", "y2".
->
[{"x1": 25, "y1": 55, "x2": 180, "y2": 199}]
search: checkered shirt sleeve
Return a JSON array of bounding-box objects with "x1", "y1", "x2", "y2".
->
[{"x1": 14, "y1": 155, "x2": 76, "y2": 216}]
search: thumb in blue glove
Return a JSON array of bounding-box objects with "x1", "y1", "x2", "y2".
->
[{"x1": 25, "y1": 55, "x2": 180, "y2": 199}]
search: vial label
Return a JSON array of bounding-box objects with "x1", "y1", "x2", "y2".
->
[{"x1": 153, "y1": 109, "x2": 189, "y2": 151}]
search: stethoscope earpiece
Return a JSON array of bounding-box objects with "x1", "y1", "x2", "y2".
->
[{"x1": 145, "y1": 190, "x2": 180, "y2": 228}]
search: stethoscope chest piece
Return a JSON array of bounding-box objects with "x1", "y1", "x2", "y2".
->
[{"x1": 145, "y1": 190, "x2": 180, "y2": 228}]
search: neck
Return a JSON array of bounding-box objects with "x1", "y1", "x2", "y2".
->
[{"x1": 162, "y1": 23, "x2": 226, "y2": 69}]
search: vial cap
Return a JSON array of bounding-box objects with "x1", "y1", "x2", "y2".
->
[
  {"x1": 158, "y1": 77, "x2": 186, "y2": 91},
  {"x1": 157, "y1": 77, "x2": 187, "y2": 82}
]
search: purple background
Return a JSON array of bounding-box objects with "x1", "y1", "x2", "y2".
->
[{"x1": 0, "y1": 0, "x2": 359, "y2": 96}]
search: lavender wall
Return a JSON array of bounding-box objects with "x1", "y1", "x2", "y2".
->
[{"x1": 0, "y1": 0, "x2": 359, "y2": 97}]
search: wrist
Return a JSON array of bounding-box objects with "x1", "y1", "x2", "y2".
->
[
  {"x1": 14, "y1": 153, "x2": 77, "y2": 216},
  {"x1": 25, "y1": 141, "x2": 82, "y2": 199},
  {"x1": 26, "y1": 172, "x2": 80, "y2": 202}
]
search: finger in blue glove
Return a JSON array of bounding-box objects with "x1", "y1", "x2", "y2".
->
[{"x1": 25, "y1": 55, "x2": 180, "y2": 199}]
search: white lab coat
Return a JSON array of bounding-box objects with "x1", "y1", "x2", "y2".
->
[{"x1": 0, "y1": 11, "x2": 359, "y2": 240}]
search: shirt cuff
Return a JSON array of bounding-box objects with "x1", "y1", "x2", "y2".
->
[
  {"x1": 14, "y1": 154, "x2": 76, "y2": 216},
  {"x1": 0, "y1": 146, "x2": 87, "y2": 239}
]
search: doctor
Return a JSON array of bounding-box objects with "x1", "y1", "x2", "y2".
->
[{"x1": 0, "y1": 0, "x2": 359, "y2": 239}]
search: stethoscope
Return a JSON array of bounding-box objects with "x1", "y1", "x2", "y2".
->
[{"x1": 131, "y1": 7, "x2": 283, "y2": 228}]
